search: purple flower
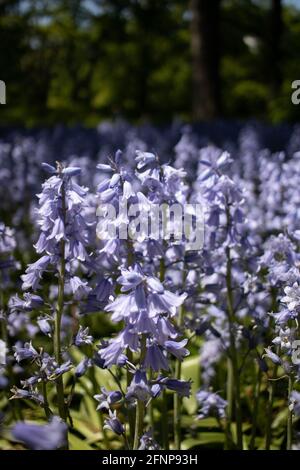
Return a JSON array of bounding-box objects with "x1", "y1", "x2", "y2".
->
[
  {"x1": 263, "y1": 348, "x2": 282, "y2": 365},
  {"x1": 281, "y1": 283, "x2": 300, "y2": 312},
  {"x1": 12, "y1": 416, "x2": 67, "y2": 450},
  {"x1": 48, "y1": 360, "x2": 73, "y2": 380},
  {"x1": 126, "y1": 370, "x2": 151, "y2": 402},
  {"x1": 75, "y1": 326, "x2": 93, "y2": 346},
  {"x1": 156, "y1": 377, "x2": 192, "y2": 397},
  {"x1": 196, "y1": 390, "x2": 227, "y2": 419},
  {"x1": 21, "y1": 255, "x2": 50, "y2": 291},
  {"x1": 75, "y1": 357, "x2": 91, "y2": 377},
  {"x1": 135, "y1": 151, "x2": 157, "y2": 170},
  {"x1": 10, "y1": 386, "x2": 44, "y2": 405},
  {"x1": 13, "y1": 342, "x2": 39, "y2": 363},
  {"x1": 94, "y1": 387, "x2": 122, "y2": 411},
  {"x1": 139, "y1": 430, "x2": 160, "y2": 450},
  {"x1": 37, "y1": 316, "x2": 52, "y2": 336},
  {"x1": 289, "y1": 391, "x2": 300, "y2": 417},
  {"x1": 9, "y1": 293, "x2": 44, "y2": 312},
  {"x1": 104, "y1": 410, "x2": 125, "y2": 435},
  {"x1": 144, "y1": 343, "x2": 169, "y2": 372},
  {"x1": 164, "y1": 339, "x2": 190, "y2": 360},
  {"x1": 69, "y1": 276, "x2": 91, "y2": 300},
  {"x1": 22, "y1": 163, "x2": 91, "y2": 293}
]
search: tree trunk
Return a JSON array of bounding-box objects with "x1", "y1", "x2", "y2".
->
[{"x1": 190, "y1": 0, "x2": 221, "y2": 121}]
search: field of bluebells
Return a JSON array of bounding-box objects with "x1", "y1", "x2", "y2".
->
[{"x1": 3, "y1": 120, "x2": 300, "y2": 451}]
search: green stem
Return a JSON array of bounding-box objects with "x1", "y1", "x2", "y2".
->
[
  {"x1": 159, "y1": 258, "x2": 169, "y2": 450},
  {"x1": 162, "y1": 390, "x2": 169, "y2": 450},
  {"x1": 225, "y1": 356, "x2": 234, "y2": 448},
  {"x1": 132, "y1": 335, "x2": 146, "y2": 450},
  {"x1": 149, "y1": 369, "x2": 155, "y2": 432},
  {"x1": 174, "y1": 306, "x2": 184, "y2": 450},
  {"x1": 123, "y1": 433, "x2": 130, "y2": 450},
  {"x1": 217, "y1": 416, "x2": 232, "y2": 448},
  {"x1": 108, "y1": 369, "x2": 126, "y2": 397},
  {"x1": 226, "y1": 243, "x2": 243, "y2": 450},
  {"x1": 249, "y1": 366, "x2": 262, "y2": 450},
  {"x1": 54, "y1": 180, "x2": 68, "y2": 438},
  {"x1": 265, "y1": 361, "x2": 279, "y2": 450},
  {"x1": 287, "y1": 375, "x2": 294, "y2": 450},
  {"x1": 42, "y1": 381, "x2": 51, "y2": 419},
  {"x1": 265, "y1": 294, "x2": 279, "y2": 450},
  {"x1": 54, "y1": 245, "x2": 67, "y2": 421},
  {"x1": 126, "y1": 348, "x2": 135, "y2": 446},
  {"x1": 133, "y1": 397, "x2": 145, "y2": 450}
]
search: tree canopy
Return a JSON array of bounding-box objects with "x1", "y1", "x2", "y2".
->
[{"x1": 1, "y1": 0, "x2": 300, "y2": 126}]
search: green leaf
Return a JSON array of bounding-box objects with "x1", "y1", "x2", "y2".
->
[
  {"x1": 181, "y1": 356, "x2": 200, "y2": 414},
  {"x1": 181, "y1": 432, "x2": 224, "y2": 449},
  {"x1": 69, "y1": 433, "x2": 94, "y2": 450}
]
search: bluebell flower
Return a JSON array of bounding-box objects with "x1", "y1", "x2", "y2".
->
[
  {"x1": 263, "y1": 348, "x2": 282, "y2": 365},
  {"x1": 144, "y1": 343, "x2": 169, "y2": 372},
  {"x1": 94, "y1": 387, "x2": 122, "y2": 411},
  {"x1": 9, "y1": 293, "x2": 44, "y2": 312},
  {"x1": 74, "y1": 326, "x2": 93, "y2": 346},
  {"x1": 75, "y1": 357, "x2": 92, "y2": 378},
  {"x1": 272, "y1": 327, "x2": 294, "y2": 352},
  {"x1": 12, "y1": 416, "x2": 67, "y2": 450},
  {"x1": 20, "y1": 375, "x2": 40, "y2": 388},
  {"x1": 135, "y1": 151, "x2": 157, "y2": 170},
  {"x1": 156, "y1": 377, "x2": 192, "y2": 397},
  {"x1": 37, "y1": 316, "x2": 52, "y2": 336},
  {"x1": 139, "y1": 430, "x2": 160, "y2": 450},
  {"x1": 21, "y1": 255, "x2": 51, "y2": 291},
  {"x1": 48, "y1": 360, "x2": 73, "y2": 380},
  {"x1": 104, "y1": 410, "x2": 125, "y2": 435},
  {"x1": 164, "y1": 339, "x2": 190, "y2": 360},
  {"x1": 22, "y1": 163, "x2": 91, "y2": 292},
  {"x1": 83, "y1": 277, "x2": 114, "y2": 313},
  {"x1": 13, "y1": 342, "x2": 39, "y2": 363},
  {"x1": 0, "y1": 221, "x2": 18, "y2": 286},
  {"x1": 289, "y1": 391, "x2": 300, "y2": 417},
  {"x1": 272, "y1": 309, "x2": 297, "y2": 326},
  {"x1": 281, "y1": 283, "x2": 300, "y2": 312},
  {"x1": 126, "y1": 370, "x2": 151, "y2": 402},
  {"x1": 10, "y1": 386, "x2": 44, "y2": 405},
  {"x1": 69, "y1": 276, "x2": 91, "y2": 300},
  {"x1": 196, "y1": 390, "x2": 227, "y2": 420}
]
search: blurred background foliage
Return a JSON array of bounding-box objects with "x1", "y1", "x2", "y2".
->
[{"x1": 1, "y1": 0, "x2": 300, "y2": 127}]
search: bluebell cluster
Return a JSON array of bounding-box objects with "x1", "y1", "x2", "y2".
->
[{"x1": 1, "y1": 121, "x2": 300, "y2": 450}]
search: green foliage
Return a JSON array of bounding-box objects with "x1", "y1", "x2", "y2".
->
[{"x1": 1, "y1": 0, "x2": 300, "y2": 126}]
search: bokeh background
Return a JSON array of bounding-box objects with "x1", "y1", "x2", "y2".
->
[{"x1": 1, "y1": 0, "x2": 300, "y2": 128}]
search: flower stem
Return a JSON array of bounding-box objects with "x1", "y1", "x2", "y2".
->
[
  {"x1": 249, "y1": 366, "x2": 262, "y2": 450},
  {"x1": 133, "y1": 397, "x2": 145, "y2": 450},
  {"x1": 158, "y1": 258, "x2": 170, "y2": 450},
  {"x1": 42, "y1": 381, "x2": 51, "y2": 419},
  {"x1": 225, "y1": 356, "x2": 234, "y2": 448},
  {"x1": 174, "y1": 305, "x2": 184, "y2": 450},
  {"x1": 265, "y1": 358, "x2": 279, "y2": 450},
  {"x1": 226, "y1": 244, "x2": 243, "y2": 450},
  {"x1": 149, "y1": 369, "x2": 155, "y2": 432},
  {"x1": 54, "y1": 181, "x2": 68, "y2": 427},
  {"x1": 162, "y1": 390, "x2": 169, "y2": 450},
  {"x1": 126, "y1": 348, "x2": 135, "y2": 446},
  {"x1": 265, "y1": 294, "x2": 279, "y2": 451},
  {"x1": 133, "y1": 335, "x2": 147, "y2": 450},
  {"x1": 287, "y1": 375, "x2": 294, "y2": 450}
]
